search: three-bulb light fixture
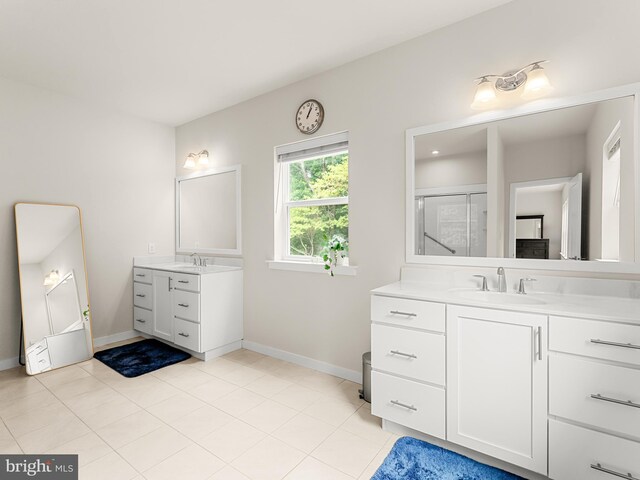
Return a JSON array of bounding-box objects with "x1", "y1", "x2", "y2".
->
[
  {"x1": 183, "y1": 150, "x2": 210, "y2": 169},
  {"x1": 471, "y1": 61, "x2": 552, "y2": 109}
]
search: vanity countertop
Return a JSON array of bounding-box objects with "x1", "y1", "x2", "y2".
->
[
  {"x1": 373, "y1": 280, "x2": 640, "y2": 325},
  {"x1": 136, "y1": 262, "x2": 242, "y2": 275}
]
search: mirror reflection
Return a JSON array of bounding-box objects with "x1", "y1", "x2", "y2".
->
[
  {"x1": 413, "y1": 95, "x2": 635, "y2": 263},
  {"x1": 15, "y1": 203, "x2": 93, "y2": 375},
  {"x1": 176, "y1": 166, "x2": 241, "y2": 254}
]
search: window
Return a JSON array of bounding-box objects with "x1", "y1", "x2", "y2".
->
[{"x1": 275, "y1": 132, "x2": 349, "y2": 262}]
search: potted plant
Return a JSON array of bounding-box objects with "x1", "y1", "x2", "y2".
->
[{"x1": 322, "y1": 234, "x2": 348, "y2": 276}]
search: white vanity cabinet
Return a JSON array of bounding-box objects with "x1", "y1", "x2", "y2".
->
[
  {"x1": 447, "y1": 305, "x2": 548, "y2": 475},
  {"x1": 133, "y1": 265, "x2": 243, "y2": 358}
]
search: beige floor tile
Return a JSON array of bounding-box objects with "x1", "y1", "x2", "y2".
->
[
  {"x1": 223, "y1": 349, "x2": 266, "y2": 366},
  {"x1": 112, "y1": 375, "x2": 181, "y2": 408},
  {"x1": 0, "y1": 375, "x2": 47, "y2": 402},
  {"x1": 17, "y1": 416, "x2": 90, "y2": 453},
  {"x1": 340, "y1": 404, "x2": 390, "y2": 446},
  {"x1": 219, "y1": 366, "x2": 265, "y2": 387},
  {"x1": 162, "y1": 368, "x2": 216, "y2": 391},
  {"x1": 189, "y1": 377, "x2": 238, "y2": 404},
  {"x1": 168, "y1": 405, "x2": 233, "y2": 441},
  {"x1": 232, "y1": 436, "x2": 305, "y2": 480},
  {"x1": 239, "y1": 399, "x2": 298, "y2": 434},
  {"x1": 0, "y1": 421, "x2": 21, "y2": 453},
  {"x1": 37, "y1": 365, "x2": 91, "y2": 389},
  {"x1": 62, "y1": 384, "x2": 123, "y2": 413},
  {"x1": 311, "y1": 429, "x2": 382, "y2": 478},
  {"x1": 271, "y1": 363, "x2": 316, "y2": 382},
  {"x1": 81, "y1": 451, "x2": 138, "y2": 480},
  {"x1": 149, "y1": 362, "x2": 196, "y2": 381},
  {"x1": 0, "y1": 388, "x2": 59, "y2": 421},
  {"x1": 324, "y1": 381, "x2": 364, "y2": 406},
  {"x1": 284, "y1": 456, "x2": 355, "y2": 480},
  {"x1": 95, "y1": 410, "x2": 163, "y2": 449},
  {"x1": 0, "y1": 366, "x2": 28, "y2": 381},
  {"x1": 48, "y1": 432, "x2": 113, "y2": 466},
  {"x1": 116, "y1": 425, "x2": 192, "y2": 472},
  {"x1": 303, "y1": 397, "x2": 360, "y2": 427},
  {"x1": 146, "y1": 392, "x2": 205, "y2": 423},
  {"x1": 244, "y1": 374, "x2": 292, "y2": 398},
  {"x1": 75, "y1": 395, "x2": 142, "y2": 430},
  {"x1": 192, "y1": 358, "x2": 242, "y2": 377},
  {"x1": 47, "y1": 376, "x2": 109, "y2": 401},
  {"x1": 143, "y1": 444, "x2": 225, "y2": 480},
  {"x1": 249, "y1": 356, "x2": 289, "y2": 374},
  {"x1": 208, "y1": 466, "x2": 250, "y2": 480},
  {"x1": 272, "y1": 413, "x2": 335, "y2": 454},
  {"x1": 4, "y1": 401, "x2": 74, "y2": 438},
  {"x1": 296, "y1": 371, "x2": 345, "y2": 392},
  {"x1": 271, "y1": 384, "x2": 321, "y2": 411},
  {"x1": 198, "y1": 419, "x2": 265, "y2": 463},
  {"x1": 211, "y1": 388, "x2": 266, "y2": 417},
  {"x1": 357, "y1": 435, "x2": 398, "y2": 480}
]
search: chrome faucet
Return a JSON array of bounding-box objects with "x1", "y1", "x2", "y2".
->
[
  {"x1": 473, "y1": 275, "x2": 490, "y2": 292},
  {"x1": 190, "y1": 253, "x2": 202, "y2": 266},
  {"x1": 517, "y1": 278, "x2": 536, "y2": 294},
  {"x1": 497, "y1": 267, "x2": 507, "y2": 293}
]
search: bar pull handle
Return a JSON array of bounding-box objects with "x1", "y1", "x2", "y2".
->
[
  {"x1": 178, "y1": 280, "x2": 189, "y2": 284},
  {"x1": 537, "y1": 326, "x2": 543, "y2": 361},
  {"x1": 178, "y1": 303, "x2": 189, "y2": 308},
  {"x1": 135, "y1": 273, "x2": 146, "y2": 277},
  {"x1": 590, "y1": 463, "x2": 638, "y2": 479},
  {"x1": 135, "y1": 294, "x2": 146, "y2": 298},
  {"x1": 389, "y1": 310, "x2": 417, "y2": 317},
  {"x1": 178, "y1": 332, "x2": 189, "y2": 338},
  {"x1": 169, "y1": 277, "x2": 173, "y2": 291},
  {"x1": 135, "y1": 319, "x2": 146, "y2": 323},
  {"x1": 590, "y1": 393, "x2": 640, "y2": 409},
  {"x1": 390, "y1": 350, "x2": 417, "y2": 359},
  {"x1": 590, "y1": 339, "x2": 640, "y2": 350},
  {"x1": 390, "y1": 400, "x2": 417, "y2": 411}
]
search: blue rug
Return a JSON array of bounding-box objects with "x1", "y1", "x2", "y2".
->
[
  {"x1": 372, "y1": 437, "x2": 524, "y2": 480},
  {"x1": 94, "y1": 339, "x2": 191, "y2": 378}
]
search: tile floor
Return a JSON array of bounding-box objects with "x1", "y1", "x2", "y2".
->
[{"x1": 0, "y1": 341, "x2": 398, "y2": 480}]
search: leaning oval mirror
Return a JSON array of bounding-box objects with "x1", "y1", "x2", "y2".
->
[
  {"x1": 176, "y1": 165, "x2": 242, "y2": 255},
  {"x1": 407, "y1": 84, "x2": 640, "y2": 273},
  {"x1": 15, "y1": 203, "x2": 94, "y2": 375}
]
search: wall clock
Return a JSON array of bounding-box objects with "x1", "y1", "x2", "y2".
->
[{"x1": 296, "y1": 99, "x2": 324, "y2": 134}]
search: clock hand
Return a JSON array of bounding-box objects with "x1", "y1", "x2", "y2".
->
[{"x1": 306, "y1": 105, "x2": 312, "y2": 119}]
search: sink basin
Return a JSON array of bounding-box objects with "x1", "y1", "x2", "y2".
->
[
  {"x1": 173, "y1": 264, "x2": 236, "y2": 274},
  {"x1": 450, "y1": 289, "x2": 547, "y2": 306}
]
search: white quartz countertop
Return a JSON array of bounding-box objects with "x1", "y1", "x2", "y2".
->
[
  {"x1": 136, "y1": 262, "x2": 242, "y2": 275},
  {"x1": 372, "y1": 281, "x2": 640, "y2": 325}
]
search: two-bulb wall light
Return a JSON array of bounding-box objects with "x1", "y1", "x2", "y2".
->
[
  {"x1": 43, "y1": 270, "x2": 60, "y2": 286},
  {"x1": 183, "y1": 150, "x2": 210, "y2": 169},
  {"x1": 471, "y1": 61, "x2": 552, "y2": 109}
]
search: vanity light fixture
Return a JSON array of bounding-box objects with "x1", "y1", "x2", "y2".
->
[
  {"x1": 43, "y1": 269, "x2": 60, "y2": 286},
  {"x1": 471, "y1": 61, "x2": 552, "y2": 109},
  {"x1": 183, "y1": 150, "x2": 210, "y2": 169}
]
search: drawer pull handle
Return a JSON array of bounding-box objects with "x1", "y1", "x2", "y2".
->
[
  {"x1": 390, "y1": 350, "x2": 417, "y2": 359},
  {"x1": 136, "y1": 294, "x2": 146, "y2": 298},
  {"x1": 135, "y1": 319, "x2": 146, "y2": 323},
  {"x1": 389, "y1": 310, "x2": 417, "y2": 317},
  {"x1": 178, "y1": 280, "x2": 189, "y2": 284},
  {"x1": 135, "y1": 274, "x2": 146, "y2": 277},
  {"x1": 590, "y1": 394, "x2": 640, "y2": 409},
  {"x1": 178, "y1": 303, "x2": 189, "y2": 308},
  {"x1": 591, "y1": 463, "x2": 638, "y2": 479},
  {"x1": 178, "y1": 332, "x2": 189, "y2": 338},
  {"x1": 390, "y1": 400, "x2": 417, "y2": 411},
  {"x1": 590, "y1": 339, "x2": 640, "y2": 350}
]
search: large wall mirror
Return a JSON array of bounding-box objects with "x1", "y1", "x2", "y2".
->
[
  {"x1": 15, "y1": 203, "x2": 93, "y2": 375},
  {"x1": 406, "y1": 84, "x2": 640, "y2": 273},
  {"x1": 176, "y1": 165, "x2": 242, "y2": 255}
]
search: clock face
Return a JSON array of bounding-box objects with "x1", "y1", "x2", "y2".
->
[{"x1": 296, "y1": 99, "x2": 324, "y2": 134}]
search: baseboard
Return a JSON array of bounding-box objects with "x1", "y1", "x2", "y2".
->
[
  {"x1": 93, "y1": 330, "x2": 139, "y2": 348},
  {"x1": 0, "y1": 357, "x2": 20, "y2": 371},
  {"x1": 242, "y1": 340, "x2": 361, "y2": 383}
]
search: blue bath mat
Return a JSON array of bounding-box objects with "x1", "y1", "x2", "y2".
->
[
  {"x1": 94, "y1": 339, "x2": 191, "y2": 378},
  {"x1": 372, "y1": 437, "x2": 524, "y2": 480}
]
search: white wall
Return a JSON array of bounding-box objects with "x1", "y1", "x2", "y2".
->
[
  {"x1": 0, "y1": 77, "x2": 175, "y2": 365},
  {"x1": 19, "y1": 264, "x2": 50, "y2": 348},
  {"x1": 487, "y1": 126, "x2": 505, "y2": 257},
  {"x1": 415, "y1": 151, "x2": 487, "y2": 189},
  {"x1": 516, "y1": 191, "x2": 563, "y2": 259}
]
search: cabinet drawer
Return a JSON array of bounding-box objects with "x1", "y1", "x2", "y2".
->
[
  {"x1": 550, "y1": 316, "x2": 640, "y2": 366},
  {"x1": 133, "y1": 283, "x2": 152, "y2": 310},
  {"x1": 371, "y1": 324, "x2": 445, "y2": 385},
  {"x1": 550, "y1": 355, "x2": 640, "y2": 438},
  {"x1": 172, "y1": 272, "x2": 200, "y2": 293},
  {"x1": 133, "y1": 267, "x2": 153, "y2": 285},
  {"x1": 371, "y1": 371, "x2": 445, "y2": 439},
  {"x1": 371, "y1": 295, "x2": 445, "y2": 333},
  {"x1": 173, "y1": 290, "x2": 200, "y2": 323},
  {"x1": 133, "y1": 307, "x2": 152, "y2": 334},
  {"x1": 174, "y1": 318, "x2": 200, "y2": 352},
  {"x1": 549, "y1": 420, "x2": 640, "y2": 480}
]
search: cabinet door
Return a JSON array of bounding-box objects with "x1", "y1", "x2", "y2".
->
[
  {"x1": 447, "y1": 305, "x2": 547, "y2": 474},
  {"x1": 152, "y1": 272, "x2": 173, "y2": 341}
]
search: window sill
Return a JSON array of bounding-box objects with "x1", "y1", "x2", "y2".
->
[{"x1": 267, "y1": 260, "x2": 358, "y2": 276}]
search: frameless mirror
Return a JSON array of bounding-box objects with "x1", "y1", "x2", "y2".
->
[
  {"x1": 176, "y1": 165, "x2": 242, "y2": 255},
  {"x1": 15, "y1": 203, "x2": 93, "y2": 375},
  {"x1": 407, "y1": 88, "x2": 639, "y2": 271}
]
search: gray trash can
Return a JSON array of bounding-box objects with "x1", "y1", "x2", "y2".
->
[{"x1": 358, "y1": 352, "x2": 371, "y2": 403}]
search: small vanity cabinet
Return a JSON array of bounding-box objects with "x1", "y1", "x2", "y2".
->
[{"x1": 133, "y1": 265, "x2": 243, "y2": 358}]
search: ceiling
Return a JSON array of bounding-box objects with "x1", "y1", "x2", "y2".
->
[{"x1": 0, "y1": 0, "x2": 511, "y2": 126}]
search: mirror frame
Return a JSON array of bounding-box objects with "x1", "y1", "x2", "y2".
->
[
  {"x1": 406, "y1": 82, "x2": 640, "y2": 273},
  {"x1": 175, "y1": 165, "x2": 242, "y2": 256}
]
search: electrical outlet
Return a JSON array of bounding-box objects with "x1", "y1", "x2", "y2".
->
[{"x1": 148, "y1": 243, "x2": 156, "y2": 254}]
